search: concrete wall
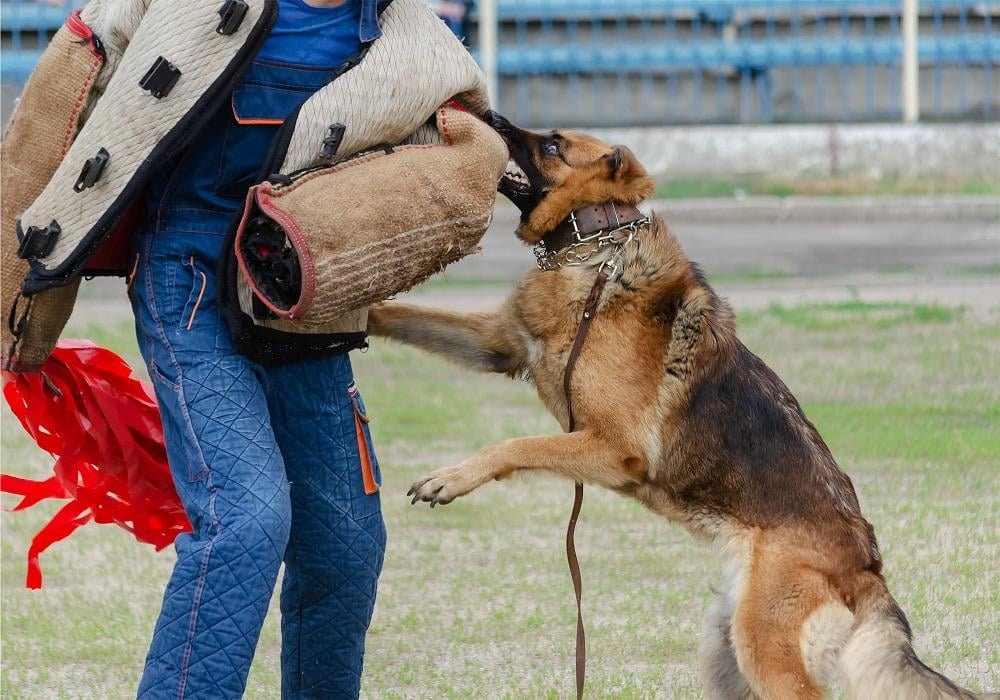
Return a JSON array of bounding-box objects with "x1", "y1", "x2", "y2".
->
[
  {"x1": 3, "y1": 83, "x2": 997, "y2": 180},
  {"x1": 590, "y1": 122, "x2": 1000, "y2": 179}
]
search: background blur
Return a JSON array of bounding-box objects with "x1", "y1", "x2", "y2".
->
[
  {"x1": 1, "y1": 2, "x2": 998, "y2": 698},
  {"x1": 3, "y1": 1, "x2": 999, "y2": 178},
  {"x1": 3, "y1": 0, "x2": 999, "y2": 123}
]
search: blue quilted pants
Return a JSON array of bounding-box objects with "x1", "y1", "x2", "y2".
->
[{"x1": 129, "y1": 219, "x2": 386, "y2": 699}]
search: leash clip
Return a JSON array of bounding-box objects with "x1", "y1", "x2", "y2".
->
[{"x1": 598, "y1": 244, "x2": 625, "y2": 279}]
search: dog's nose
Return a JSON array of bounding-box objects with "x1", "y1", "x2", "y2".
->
[{"x1": 484, "y1": 110, "x2": 511, "y2": 131}]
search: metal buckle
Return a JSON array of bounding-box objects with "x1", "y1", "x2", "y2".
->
[{"x1": 598, "y1": 244, "x2": 626, "y2": 278}]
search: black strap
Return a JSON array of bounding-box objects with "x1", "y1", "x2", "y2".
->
[{"x1": 5, "y1": 291, "x2": 32, "y2": 365}]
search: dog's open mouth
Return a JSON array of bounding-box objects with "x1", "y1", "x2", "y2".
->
[
  {"x1": 497, "y1": 155, "x2": 542, "y2": 216},
  {"x1": 486, "y1": 110, "x2": 545, "y2": 218},
  {"x1": 500, "y1": 159, "x2": 531, "y2": 198}
]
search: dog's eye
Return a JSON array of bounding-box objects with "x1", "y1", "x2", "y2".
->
[{"x1": 543, "y1": 140, "x2": 559, "y2": 156}]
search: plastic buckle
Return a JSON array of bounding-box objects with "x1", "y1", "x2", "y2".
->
[
  {"x1": 73, "y1": 147, "x2": 110, "y2": 192},
  {"x1": 266, "y1": 173, "x2": 294, "y2": 187},
  {"x1": 139, "y1": 57, "x2": 181, "y2": 98},
  {"x1": 320, "y1": 123, "x2": 346, "y2": 161},
  {"x1": 216, "y1": 0, "x2": 249, "y2": 35},
  {"x1": 16, "y1": 220, "x2": 61, "y2": 260}
]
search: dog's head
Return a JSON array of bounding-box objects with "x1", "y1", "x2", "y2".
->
[{"x1": 486, "y1": 111, "x2": 655, "y2": 245}]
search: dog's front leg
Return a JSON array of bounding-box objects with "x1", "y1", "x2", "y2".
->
[
  {"x1": 368, "y1": 302, "x2": 523, "y2": 375},
  {"x1": 408, "y1": 431, "x2": 644, "y2": 506}
]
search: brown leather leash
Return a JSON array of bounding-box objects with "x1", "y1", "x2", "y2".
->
[
  {"x1": 538, "y1": 201, "x2": 647, "y2": 699},
  {"x1": 563, "y1": 261, "x2": 613, "y2": 700}
]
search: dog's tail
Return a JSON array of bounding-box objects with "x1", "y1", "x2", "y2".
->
[{"x1": 837, "y1": 580, "x2": 997, "y2": 699}]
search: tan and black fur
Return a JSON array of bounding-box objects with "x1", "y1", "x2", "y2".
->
[{"x1": 367, "y1": 114, "x2": 996, "y2": 700}]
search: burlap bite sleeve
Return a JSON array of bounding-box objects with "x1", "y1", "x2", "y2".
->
[
  {"x1": 1, "y1": 22, "x2": 105, "y2": 371},
  {"x1": 233, "y1": 105, "x2": 508, "y2": 335}
]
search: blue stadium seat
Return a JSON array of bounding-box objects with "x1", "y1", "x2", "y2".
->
[
  {"x1": 481, "y1": 36, "x2": 1000, "y2": 75},
  {"x1": 475, "y1": 0, "x2": 974, "y2": 22},
  {"x1": 1, "y1": 1, "x2": 79, "y2": 83},
  {"x1": 0, "y1": 1, "x2": 71, "y2": 33},
  {"x1": 1, "y1": 50, "x2": 42, "y2": 82},
  {"x1": 3, "y1": 0, "x2": 996, "y2": 100}
]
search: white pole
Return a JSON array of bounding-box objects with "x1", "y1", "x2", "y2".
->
[
  {"x1": 478, "y1": 0, "x2": 499, "y2": 106},
  {"x1": 901, "y1": 0, "x2": 919, "y2": 123}
]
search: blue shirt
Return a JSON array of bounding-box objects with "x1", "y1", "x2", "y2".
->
[
  {"x1": 257, "y1": 0, "x2": 363, "y2": 65},
  {"x1": 148, "y1": 0, "x2": 377, "y2": 226}
]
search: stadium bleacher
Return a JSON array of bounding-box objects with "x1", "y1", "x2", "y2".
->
[{"x1": 2, "y1": 0, "x2": 996, "y2": 122}]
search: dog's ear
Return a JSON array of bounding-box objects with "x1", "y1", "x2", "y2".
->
[
  {"x1": 605, "y1": 146, "x2": 647, "y2": 181},
  {"x1": 603, "y1": 145, "x2": 655, "y2": 202}
]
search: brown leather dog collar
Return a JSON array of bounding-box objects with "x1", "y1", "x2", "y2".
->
[
  {"x1": 542, "y1": 202, "x2": 647, "y2": 254},
  {"x1": 534, "y1": 202, "x2": 648, "y2": 271}
]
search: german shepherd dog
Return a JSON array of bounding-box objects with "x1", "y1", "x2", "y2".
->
[{"x1": 367, "y1": 113, "x2": 995, "y2": 700}]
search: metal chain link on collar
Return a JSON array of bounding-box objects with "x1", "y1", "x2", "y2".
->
[{"x1": 533, "y1": 215, "x2": 650, "y2": 272}]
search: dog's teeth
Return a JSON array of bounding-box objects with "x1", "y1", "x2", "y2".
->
[{"x1": 504, "y1": 161, "x2": 527, "y2": 182}]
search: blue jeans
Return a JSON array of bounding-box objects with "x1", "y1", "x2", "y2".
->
[{"x1": 129, "y1": 217, "x2": 386, "y2": 699}]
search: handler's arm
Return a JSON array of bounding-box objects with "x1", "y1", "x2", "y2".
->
[{"x1": 1, "y1": 0, "x2": 148, "y2": 371}]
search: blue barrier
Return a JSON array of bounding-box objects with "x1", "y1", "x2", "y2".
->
[
  {"x1": 483, "y1": 36, "x2": 1000, "y2": 74},
  {"x1": 2, "y1": 50, "x2": 42, "y2": 82},
  {"x1": 1, "y1": 0, "x2": 80, "y2": 81},
  {"x1": 1, "y1": 2, "x2": 70, "y2": 33},
  {"x1": 3, "y1": 0, "x2": 997, "y2": 123},
  {"x1": 480, "y1": 0, "x2": 998, "y2": 123},
  {"x1": 474, "y1": 1, "x2": 984, "y2": 22}
]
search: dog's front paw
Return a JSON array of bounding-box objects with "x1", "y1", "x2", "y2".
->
[{"x1": 407, "y1": 465, "x2": 478, "y2": 507}]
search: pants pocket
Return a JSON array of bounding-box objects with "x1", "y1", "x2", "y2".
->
[
  {"x1": 348, "y1": 381, "x2": 381, "y2": 516},
  {"x1": 148, "y1": 358, "x2": 211, "y2": 483},
  {"x1": 178, "y1": 256, "x2": 209, "y2": 332}
]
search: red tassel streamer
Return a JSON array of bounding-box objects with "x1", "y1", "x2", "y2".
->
[{"x1": 1, "y1": 340, "x2": 190, "y2": 588}]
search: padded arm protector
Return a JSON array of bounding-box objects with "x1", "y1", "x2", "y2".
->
[{"x1": 0, "y1": 3, "x2": 138, "y2": 371}]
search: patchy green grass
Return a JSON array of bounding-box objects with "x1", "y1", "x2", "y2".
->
[
  {"x1": 64, "y1": 319, "x2": 140, "y2": 359},
  {"x1": 740, "y1": 300, "x2": 966, "y2": 331},
  {"x1": 2, "y1": 300, "x2": 998, "y2": 699},
  {"x1": 654, "y1": 175, "x2": 1000, "y2": 199}
]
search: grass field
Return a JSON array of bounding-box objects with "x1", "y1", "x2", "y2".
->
[
  {"x1": 654, "y1": 175, "x2": 1000, "y2": 199},
  {"x1": 2, "y1": 298, "x2": 998, "y2": 699}
]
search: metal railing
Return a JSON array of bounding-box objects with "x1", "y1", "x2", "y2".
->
[
  {"x1": 469, "y1": 0, "x2": 999, "y2": 125},
  {"x1": 2, "y1": 0, "x2": 998, "y2": 125},
  {"x1": 1, "y1": 0, "x2": 85, "y2": 82}
]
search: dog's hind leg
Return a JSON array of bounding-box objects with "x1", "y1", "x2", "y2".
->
[
  {"x1": 700, "y1": 593, "x2": 760, "y2": 700},
  {"x1": 729, "y1": 540, "x2": 849, "y2": 700}
]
